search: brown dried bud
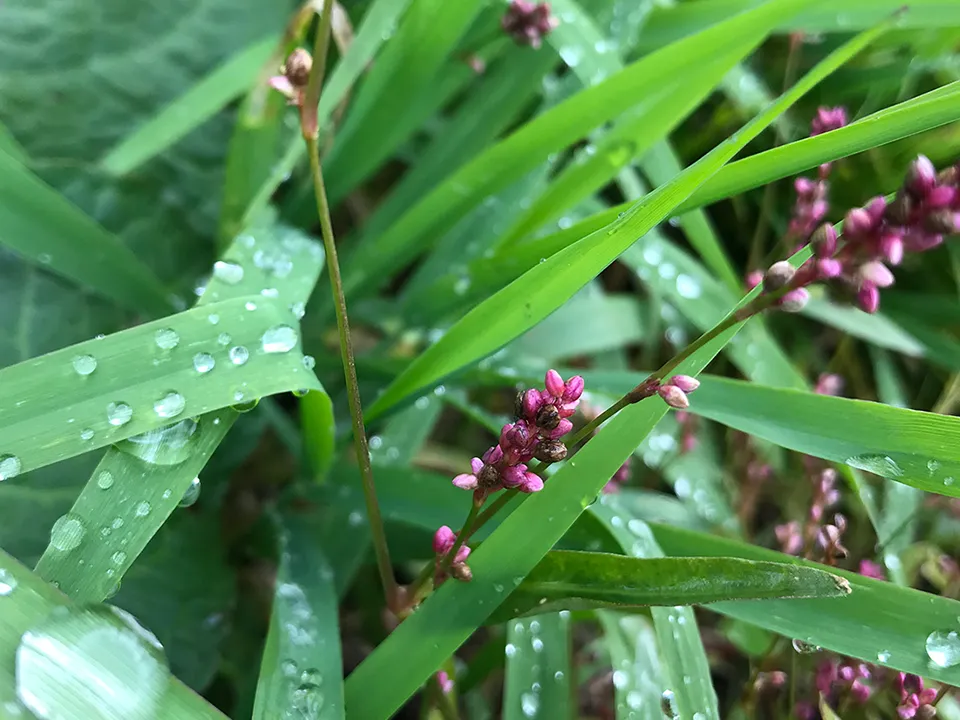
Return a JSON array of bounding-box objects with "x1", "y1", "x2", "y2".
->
[
  {"x1": 514, "y1": 390, "x2": 526, "y2": 420},
  {"x1": 938, "y1": 165, "x2": 959, "y2": 186},
  {"x1": 450, "y1": 563, "x2": 473, "y2": 582},
  {"x1": 534, "y1": 440, "x2": 567, "y2": 463},
  {"x1": 477, "y1": 464, "x2": 501, "y2": 489},
  {"x1": 763, "y1": 261, "x2": 795, "y2": 292},
  {"x1": 283, "y1": 48, "x2": 313, "y2": 89},
  {"x1": 535, "y1": 403, "x2": 560, "y2": 430},
  {"x1": 924, "y1": 209, "x2": 959, "y2": 235},
  {"x1": 885, "y1": 189, "x2": 913, "y2": 225}
]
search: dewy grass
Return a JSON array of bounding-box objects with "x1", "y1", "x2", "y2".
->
[{"x1": 3, "y1": 2, "x2": 960, "y2": 719}]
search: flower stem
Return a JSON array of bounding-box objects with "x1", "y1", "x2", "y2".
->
[
  {"x1": 301, "y1": 3, "x2": 397, "y2": 610},
  {"x1": 439, "y1": 499, "x2": 482, "y2": 575}
]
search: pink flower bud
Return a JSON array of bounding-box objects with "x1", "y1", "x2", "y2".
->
[
  {"x1": 544, "y1": 369, "x2": 565, "y2": 398},
  {"x1": 452, "y1": 473, "x2": 478, "y2": 490},
  {"x1": 859, "y1": 261, "x2": 895, "y2": 288},
  {"x1": 501, "y1": 465, "x2": 527, "y2": 489},
  {"x1": 926, "y1": 184, "x2": 956, "y2": 209},
  {"x1": 455, "y1": 545, "x2": 471, "y2": 564},
  {"x1": 519, "y1": 471, "x2": 544, "y2": 493},
  {"x1": 268, "y1": 75, "x2": 297, "y2": 100},
  {"x1": 437, "y1": 671, "x2": 454, "y2": 694},
  {"x1": 745, "y1": 270, "x2": 764, "y2": 290},
  {"x1": 811, "y1": 223, "x2": 838, "y2": 257},
  {"x1": 433, "y1": 526, "x2": 456, "y2": 554},
  {"x1": 522, "y1": 389, "x2": 542, "y2": 418},
  {"x1": 546, "y1": 418, "x2": 573, "y2": 439},
  {"x1": 763, "y1": 261, "x2": 796, "y2": 291},
  {"x1": 844, "y1": 207, "x2": 872, "y2": 236},
  {"x1": 668, "y1": 375, "x2": 700, "y2": 393},
  {"x1": 815, "y1": 373, "x2": 843, "y2": 396},
  {"x1": 562, "y1": 375, "x2": 584, "y2": 402},
  {"x1": 482, "y1": 444, "x2": 503, "y2": 465},
  {"x1": 470, "y1": 457, "x2": 484, "y2": 475},
  {"x1": 865, "y1": 195, "x2": 888, "y2": 221},
  {"x1": 906, "y1": 154, "x2": 937, "y2": 198},
  {"x1": 658, "y1": 384, "x2": 689, "y2": 409},
  {"x1": 816, "y1": 258, "x2": 843, "y2": 279},
  {"x1": 779, "y1": 288, "x2": 809, "y2": 313},
  {"x1": 795, "y1": 177, "x2": 816, "y2": 196},
  {"x1": 881, "y1": 233, "x2": 904, "y2": 265}
]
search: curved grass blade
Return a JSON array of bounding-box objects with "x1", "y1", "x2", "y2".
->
[
  {"x1": 598, "y1": 612, "x2": 665, "y2": 720},
  {"x1": 0, "y1": 549, "x2": 226, "y2": 719},
  {"x1": 490, "y1": 552, "x2": 849, "y2": 621},
  {"x1": 340, "y1": 0, "x2": 818, "y2": 301},
  {"x1": 502, "y1": 614, "x2": 572, "y2": 720},
  {"x1": 99, "y1": 36, "x2": 277, "y2": 176},
  {"x1": 253, "y1": 510, "x2": 345, "y2": 720},
  {"x1": 367, "y1": 17, "x2": 884, "y2": 418},
  {"x1": 34, "y1": 221, "x2": 329, "y2": 603},
  {"x1": 650, "y1": 522, "x2": 960, "y2": 687},
  {"x1": 0, "y1": 151, "x2": 171, "y2": 317}
]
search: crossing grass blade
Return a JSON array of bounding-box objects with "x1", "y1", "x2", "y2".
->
[
  {"x1": 99, "y1": 36, "x2": 278, "y2": 177},
  {"x1": 488, "y1": 552, "x2": 849, "y2": 622},
  {"x1": 339, "y1": 0, "x2": 820, "y2": 302},
  {"x1": 0, "y1": 150, "x2": 172, "y2": 317},
  {"x1": 0, "y1": 549, "x2": 226, "y2": 719},
  {"x1": 598, "y1": 612, "x2": 665, "y2": 720},
  {"x1": 502, "y1": 613, "x2": 572, "y2": 720},
  {"x1": 366, "y1": 15, "x2": 885, "y2": 419},
  {"x1": 32, "y1": 220, "x2": 330, "y2": 603}
]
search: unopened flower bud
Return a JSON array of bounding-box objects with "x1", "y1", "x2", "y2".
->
[
  {"x1": 857, "y1": 284, "x2": 880, "y2": 313},
  {"x1": 450, "y1": 563, "x2": 473, "y2": 582},
  {"x1": 535, "y1": 403, "x2": 561, "y2": 430},
  {"x1": 562, "y1": 375, "x2": 585, "y2": 402},
  {"x1": 658, "y1": 384, "x2": 689, "y2": 409},
  {"x1": 880, "y1": 233, "x2": 904, "y2": 265},
  {"x1": 763, "y1": 261, "x2": 796, "y2": 291},
  {"x1": 545, "y1": 369, "x2": 565, "y2": 398},
  {"x1": 668, "y1": 375, "x2": 700, "y2": 393},
  {"x1": 283, "y1": 48, "x2": 313, "y2": 89},
  {"x1": 779, "y1": 288, "x2": 809, "y2": 313},
  {"x1": 885, "y1": 190, "x2": 913, "y2": 225},
  {"x1": 859, "y1": 261, "x2": 895, "y2": 288},
  {"x1": 906, "y1": 155, "x2": 937, "y2": 199},
  {"x1": 811, "y1": 223, "x2": 837, "y2": 257},
  {"x1": 534, "y1": 439, "x2": 567, "y2": 463},
  {"x1": 816, "y1": 258, "x2": 842, "y2": 279},
  {"x1": 844, "y1": 207, "x2": 872, "y2": 236}
]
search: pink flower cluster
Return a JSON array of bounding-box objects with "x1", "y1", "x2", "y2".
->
[
  {"x1": 789, "y1": 107, "x2": 848, "y2": 241},
  {"x1": 818, "y1": 658, "x2": 873, "y2": 704},
  {"x1": 775, "y1": 467, "x2": 847, "y2": 563},
  {"x1": 897, "y1": 673, "x2": 938, "y2": 719},
  {"x1": 501, "y1": 0, "x2": 558, "y2": 49},
  {"x1": 433, "y1": 525, "x2": 471, "y2": 584},
  {"x1": 451, "y1": 370, "x2": 583, "y2": 498},
  {"x1": 656, "y1": 375, "x2": 701, "y2": 409}
]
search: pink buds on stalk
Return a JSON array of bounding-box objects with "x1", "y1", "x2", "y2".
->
[
  {"x1": 656, "y1": 375, "x2": 700, "y2": 409},
  {"x1": 433, "y1": 526, "x2": 471, "y2": 585},
  {"x1": 501, "y1": 0, "x2": 558, "y2": 49}
]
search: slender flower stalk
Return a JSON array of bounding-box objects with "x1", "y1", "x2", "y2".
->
[{"x1": 273, "y1": 5, "x2": 398, "y2": 610}]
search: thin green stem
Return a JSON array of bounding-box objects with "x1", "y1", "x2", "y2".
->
[
  {"x1": 300, "y1": 3, "x2": 397, "y2": 609},
  {"x1": 439, "y1": 500, "x2": 481, "y2": 575}
]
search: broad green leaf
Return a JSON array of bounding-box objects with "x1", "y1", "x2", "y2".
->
[
  {"x1": 339, "y1": 0, "x2": 822, "y2": 302},
  {"x1": 0, "y1": 295, "x2": 319, "y2": 477},
  {"x1": 33, "y1": 222, "x2": 329, "y2": 603},
  {"x1": 490, "y1": 551, "x2": 849, "y2": 621},
  {"x1": 502, "y1": 614, "x2": 572, "y2": 720},
  {"x1": 0, "y1": 151, "x2": 171, "y2": 316},
  {"x1": 0, "y1": 549, "x2": 226, "y2": 719},
  {"x1": 650, "y1": 522, "x2": 960, "y2": 687},
  {"x1": 591, "y1": 499, "x2": 719, "y2": 719},
  {"x1": 99, "y1": 36, "x2": 278, "y2": 176},
  {"x1": 253, "y1": 510, "x2": 345, "y2": 720},
  {"x1": 367, "y1": 13, "x2": 880, "y2": 418},
  {"x1": 0, "y1": 119, "x2": 26, "y2": 162},
  {"x1": 321, "y1": 0, "x2": 488, "y2": 200},
  {"x1": 598, "y1": 612, "x2": 665, "y2": 720}
]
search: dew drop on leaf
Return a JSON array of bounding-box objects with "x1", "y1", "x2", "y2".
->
[
  {"x1": 300, "y1": 668, "x2": 322, "y2": 686},
  {"x1": 72, "y1": 355, "x2": 97, "y2": 376},
  {"x1": 207, "y1": 313, "x2": 219, "y2": 325},
  {"x1": 117, "y1": 419, "x2": 199, "y2": 466},
  {"x1": 302, "y1": 355, "x2": 316, "y2": 370},
  {"x1": 520, "y1": 691, "x2": 539, "y2": 717},
  {"x1": 80, "y1": 428, "x2": 94, "y2": 442},
  {"x1": 179, "y1": 477, "x2": 201, "y2": 508},
  {"x1": 218, "y1": 332, "x2": 232, "y2": 346},
  {"x1": 229, "y1": 346, "x2": 249, "y2": 365},
  {"x1": 106, "y1": 402, "x2": 133, "y2": 427},
  {"x1": 111, "y1": 551, "x2": 126, "y2": 566},
  {"x1": 261, "y1": 325, "x2": 299, "y2": 353},
  {"x1": 0, "y1": 568, "x2": 18, "y2": 596},
  {"x1": 135, "y1": 502, "x2": 151, "y2": 518},
  {"x1": 290, "y1": 683, "x2": 324, "y2": 717},
  {"x1": 153, "y1": 328, "x2": 179, "y2": 350},
  {"x1": 926, "y1": 629, "x2": 960, "y2": 667},
  {"x1": 15, "y1": 605, "x2": 170, "y2": 720},
  {"x1": 212, "y1": 260, "x2": 244, "y2": 285},
  {"x1": 0, "y1": 454, "x2": 22, "y2": 481},
  {"x1": 193, "y1": 352, "x2": 215, "y2": 374},
  {"x1": 290, "y1": 301, "x2": 306, "y2": 319},
  {"x1": 791, "y1": 639, "x2": 821, "y2": 654},
  {"x1": 96, "y1": 471, "x2": 114, "y2": 490},
  {"x1": 153, "y1": 391, "x2": 185, "y2": 419},
  {"x1": 245, "y1": 301, "x2": 257, "y2": 311},
  {"x1": 49, "y1": 514, "x2": 85, "y2": 552}
]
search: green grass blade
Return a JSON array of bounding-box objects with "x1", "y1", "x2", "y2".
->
[
  {"x1": 367, "y1": 14, "x2": 881, "y2": 418},
  {"x1": 99, "y1": 36, "x2": 277, "y2": 177},
  {"x1": 801, "y1": 297, "x2": 925, "y2": 357},
  {"x1": 598, "y1": 612, "x2": 665, "y2": 720},
  {"x1": 32, "y1": 221, "x2": 328, "y2": 603},
  {"x1": 0, "y1": 151, "x2": 171, "y2": 316},
  {"x1": 650, "y1": 522, "x2": 960, "y2": 687},
  {"x1": 491, "y1": 552, "x2": 849, "y2": 621},
  {"x1": 0, "y1": 549, "x2": 226, "y2": 719},
  {"x1": 0, "y1": 295, "x2": 319, "y2": 477},
  {"x1": 502, "y1": 613, "x2": 572, "y2": 720},
  {"x1": 591, "y1": 502, "x2": 719, "y2": 719},
  {"x1": 253, "y1": 510, "x2": 345, "y2": 720},
  {"x1": 340, "y1": 0, "x2": 820, "y2": 301},
  {"x1": 0, "y1": 119, "x2": 27, "y2": 162}
]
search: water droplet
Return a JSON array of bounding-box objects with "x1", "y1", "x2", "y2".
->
[
  {"x1": 15, "y1": 605, "x2": 170, "y2": 720},
  {"x1": 300, "y1": 668, "x2": 323, "y2": 686},
  {"x1": 97, "y1": 471, "x2": 114, "y2": 490},
  {"x1": 229, "y1": 346, "x2": 249, "y2": 366},
  {"x1": 111, "y1": 551, "x2": 127, "y2": 565},
  {"x1": 153, "y1": 391, "x2": 185, "y2": 419},
  {"x1": 80, "y1": 428, "x2": 94, "y2": 441},
  {"x1": 505, "y1": 643, "x2": 517, "y2": 658},
  {"x1": 520, "y1": 691, "x2": 539, "y2": 717},
  {"x1": 532, "y1": 638, "x2": 544, "y2": 652},
  {"x1": 49, "y1": 514, "x2": 85, "y2": 552},
  {"x1": 302, "y1": 355, "x2": 316, "y2": 370},
  {"x1": 179, "y1": 477, "x2": 201, "y2": 508},
  {"x1": 244, "y1": 301, "x2": 257, "y2": 311},
  {"x1": 676, "y1": 274, "x2": 702, "y2": 299},
  {"x1": 72, "y1": 355, "x2": 97, "y2": 376},
  {"x1": 877, "y1": 649, "x2": 891, "y2": 663},
  {"x1": 260, "y1": 287, "x2": 279, "y2": 298},
  {"x1": 212, "y1": 260, "x2": 244, "y2": 285},
  {"x1": 207, "y1": 313, "x2": 219, "y2": 325},
  {"x1": 613, "y1": 670, "x2": 628, "y2": 689},
  {"x1": 232, "y1": 395, "x2": 259, "y2": 412},
  {"x1": 661, "y1": 689, "x2": 678, "y2": 718},
  {"x1": 117, "y1": 419, "x2": 199, "y2": 466},
  {"x1": 290, "y1": 683, "x2": 324, "y2": 716},
  {"x1": 106, "y1": 402, "x2": 133, "y2": 427},
  {"x1": 0, "y1": 568, "x2": 18, "y2": 596},
  {"x1": 111, "y1": 517, "x2": 124, "y2": 530},
  {"x1": 627, "y1": 691, "x2": 644, "y2": 710},
  {"x1": 845, "y1": 454, "x2": 903, "y2": 478},
  {"x1": 135, "y1": 501, "x2": 151, "y2": 517},
  {"x1": 348, "y1": 511, "x2": 363, "y2": 527},
  {"x1": 926, "y1": 629, "x2": 960, "y2": 667},
  {"x1": 946, "y1": 477, "x2": 955, "y2": 487},
  {"x1": 290, "y1": 301, "x2": 306, "y2": 319},
  {"x1": 218, "y1": 332, "x2": 232, "y2": 346},
  {"x1": 281, "y1": 659, "x2": 299, "y2": 678},
  {"x1": 193, "y1": 352, "x2": 215, "y2": 374},
  {"x1": 553, "y1": 671, "x2": 564, "y2": 681},
  {"x1": 154, "y1": 328, "x2": 179, "y2": 350},
  {"x1": 261, "y1": 325, "x2": 299, "y2": 353},
  {"x1": 0, "y1": 454, "x2": 22, "y2": 481},
  {"x1": 792, "y1": 638, "x2": 822, "y2": 654}
]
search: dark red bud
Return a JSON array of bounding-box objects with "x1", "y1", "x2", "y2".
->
[{"x1": 283, "y1": 48, "x2": 313, "y2": 89}]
